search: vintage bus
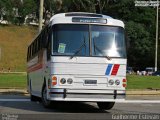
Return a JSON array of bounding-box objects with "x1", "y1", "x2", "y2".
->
[{"x1": 27, "y1": 12, "x2": 127, "y2": 110}]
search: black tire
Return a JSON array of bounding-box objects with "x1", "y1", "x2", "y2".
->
[
  {"x1": 29, "y1": 80, "x2": 38, "y2": 101},
  {"x1": 41, "y1": 84, "x2": 53, "y2": 108},
  {"x1": 97, "y1": 102, "x2": 115, "y2": 110},
  {"x1": 30, "y1": 95, "x2": 38, "y2": 101}
]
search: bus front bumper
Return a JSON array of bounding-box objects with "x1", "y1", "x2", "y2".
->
[{"x1": 48, "y1": 88, "x2": 126, "y2": 102}]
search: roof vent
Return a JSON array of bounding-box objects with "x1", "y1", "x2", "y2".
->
[{"x1": 65, "y1": 13, "x2": 102, "y2": 18}]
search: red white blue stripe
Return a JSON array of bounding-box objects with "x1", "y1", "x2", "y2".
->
[{"x1": 105, "y1": 64, "x2": 120, "y2": 76}]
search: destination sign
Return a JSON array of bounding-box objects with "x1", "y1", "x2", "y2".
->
[{"x1": 72, "y1": 17, "x2": 107, "y2": 24}]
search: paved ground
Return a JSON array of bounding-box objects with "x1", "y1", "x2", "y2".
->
[
  {"x1": 1, "y1": 89, "x2": 160, "y2": 96},
  {"x1": 0, "y1": 94, "x2": 160, "y2": 120}
]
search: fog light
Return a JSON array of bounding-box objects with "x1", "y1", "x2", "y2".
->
[
  {"x1": 115, "y1": 80, "x2": 120, "y2": 85},
  {"x1": 67, "y1": 78, "x2": 73, "y2": 84},
  {"x1": 108, "y1": 79, "x2": 114, "y2": 85},
  {"x1": 60, "y1": 78, "x2": 66, "y2": 84}
]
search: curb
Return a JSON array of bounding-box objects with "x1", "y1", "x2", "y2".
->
[
  {"x1": 0, "y1": 89, "x2": 28, "y2": 95},
  {"x1": 0, "y1": 89, "x2": 160, "y2": 96},
  {"x1": 126, "y1": 90, "x2": 160, "y2": 96}
]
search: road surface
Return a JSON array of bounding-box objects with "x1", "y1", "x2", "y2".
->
[{"x1": 0, "y1": 94, "x2": 160, "y2": 120}]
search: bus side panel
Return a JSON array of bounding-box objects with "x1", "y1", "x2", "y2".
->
[{"x1": 27, "y1": 50, "x2": 45, "y2": 97}]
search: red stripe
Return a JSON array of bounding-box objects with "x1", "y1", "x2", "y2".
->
[
  {"x1": 27, "y1": 63, "x2": 43, "y2": 73},
  {"x1": 111, "y1": 64, "x2": 120, "y2": 75}
]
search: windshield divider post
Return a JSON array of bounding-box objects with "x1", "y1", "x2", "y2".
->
[{"x1": 89, "y1": 25, "x2": 92, "y2": 56}]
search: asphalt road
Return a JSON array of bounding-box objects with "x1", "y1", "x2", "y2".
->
[{"x1": 0, "y1": 94, "x2": 160, "y2": 120}]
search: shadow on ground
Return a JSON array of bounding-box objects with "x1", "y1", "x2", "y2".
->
[{"x1": 0, "y1": 94, "x2": 108, "y2": 113}]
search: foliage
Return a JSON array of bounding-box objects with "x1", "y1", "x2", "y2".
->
[
  {"x1": 103, "y1": 0, "x2": 158, "y2": 70},
  {"x1": 126, "y1": 21, "x2": 154, "y2": 69},
  {"x1": 0, "y1": 0, "x2": 37, "y2": 25},
  {"x1": 0, "y1": 0, "x2": 159, "y2": 70},
  {"x1": 0, "y1": 0, "x2": 13, "y2": 22}
]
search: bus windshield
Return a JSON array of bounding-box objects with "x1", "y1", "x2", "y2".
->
[
  {"x1": 52, "y1": 24, "x2": 126, "y2": 58},
  {"x1": 53, "y1": 24, "x2": 89, "y2": 56},
  {"x1": 91, "y1": 25, "x2": 126, "y2": 58}
]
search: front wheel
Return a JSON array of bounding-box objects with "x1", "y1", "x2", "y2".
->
[
  {"x1": 97, "y1": 102, "x2": 115, "y2": 110},
  {"x1": 30, "y1": 94, "x2": 39, "y2": 101},
  {"x1": 29, "y1": 80, "x2": 39, "y2": 101},
  {"x1": 41, "y1": 85, "x2": 53, "y2": 108}
]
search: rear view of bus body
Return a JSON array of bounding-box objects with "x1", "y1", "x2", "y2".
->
[{"x1": 27, "y1": 12, "x2": 127, "y2": 110}]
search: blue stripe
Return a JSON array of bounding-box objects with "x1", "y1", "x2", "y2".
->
[{"x1": 105, "y1": 64, "x2": 113, "y2": 75}]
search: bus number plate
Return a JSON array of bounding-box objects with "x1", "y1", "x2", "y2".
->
[{"x1": 84, "y1": 80, "x2": 97, "y2": 85}]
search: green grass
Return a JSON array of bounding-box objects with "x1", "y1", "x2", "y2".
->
[
  {"x1": 0, "y1": 25, "x2": 37, "y2": 71},
  {"x1": 126, "y1": 75, "x2": 160, "y2": 89},
  {"x1": 0, "y1": 73, "x2": 27, "y2": 88},
  {"x1": 0, "y1": 74, "x2": 160, "y2": 89}
]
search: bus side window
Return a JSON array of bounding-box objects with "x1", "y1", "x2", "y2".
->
[
  {"x1": 47, "y1": 29, "x2": 51, "y2": 60},
  {"x1": 31, "y1": 44, "x2": 33, "y2": 58},
  {"x1": 33, "y1": 42, "x2": 36, "y2": 56},
  {"x1": 28, "y1": 46, "x2": 31, "y2": 60},
  {"x1": 38, "y1": 36, "x2": 42, "y2": 50},
  {"x1": 41, "y1": 28, "x2": 47, "y2": 48},
  {"x1": 27, "y1": 47, "x2": 29, "y2": 61}
]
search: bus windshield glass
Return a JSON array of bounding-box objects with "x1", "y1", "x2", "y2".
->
[
  {"x1": 91, "y1": 25, "x2": 126, "y2": 58},
  {"x1": 52, "y1": 24, "x2": 126, "y2": 58},
  {"x1": 53, "y1": 24, "x2": 89, "y2": 56}
]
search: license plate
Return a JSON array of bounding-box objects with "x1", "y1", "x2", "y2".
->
[{"x1": 84, "y1": 80, "x2": 97, "y2": 85}]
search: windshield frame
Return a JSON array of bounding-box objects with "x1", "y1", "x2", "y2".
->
[{"x1": 51, "y1": 24, "x2": 126, "y2": 58}]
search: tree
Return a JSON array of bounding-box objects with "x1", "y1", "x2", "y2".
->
[
  {"x1": 0, "y1": 0, "x2": 13, "y2": 23},
  {"x1": 67, "y1": 0, "x2": 106, "y2": 13},
  {"x1": 0, "y1": 0, "x2": 159, "y2": 69},
  {"x1": 103, "y1": 0, "x2": 157, "y2": 69},
  {"x1": 126, "y1": 21, "x2": 154, "y2": 69},
  {"x1": 12, "y1": 0, "x2": 37, "y2": 25},
  {"x1": 0, "y1": 0, "x2": 37, "y2": 25}
]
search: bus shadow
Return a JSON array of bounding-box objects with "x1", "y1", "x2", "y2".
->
[
  {"x1": 45, "y1": 101, "x2": 108, "y2": 113},
  {"x1": 0, "y1": 98, "x2": 109, "y2": 113}
]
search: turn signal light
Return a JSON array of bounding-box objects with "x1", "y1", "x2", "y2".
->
[
  {"x1": 123, "y1": 84, "x2": 127, "y2": 88},
  {"x1": 52, "y1": 76, "x2": 57, "y2": 85},
  {"x1": 123, "y1": 79, "x2": 127, "y2": 82},
  {"x1": 122, "y1": 78, "x2": 127, "y2": 87}
]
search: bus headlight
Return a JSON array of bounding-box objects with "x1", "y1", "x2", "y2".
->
[
  {"x1": 108, "y1": 79, "x2": 114, "y2": 85},
  {"x1": 60, "y1": 78, "x2": 66, "y2": 84},
  {"x1": 67, "y1": 78, "x2": 73, "y2": 84},
  {"x1": 115, "y1": 80, "x2": 120, "y2": 85}
]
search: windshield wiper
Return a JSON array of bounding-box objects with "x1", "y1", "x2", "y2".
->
[
  {"x1": 70, "y1": 36, "x2": 86, "y2": 59},
  {"x1": 93, "y1": 38, "x2": 111, "y2": 60}
]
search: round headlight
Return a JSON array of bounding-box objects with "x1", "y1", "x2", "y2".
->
[
  {"x1": 115, "y1": 80, "x2": 120, "y2": 85},
  {"x1": 60, "y1": 78, "x2": 66, "y2": 84},
  {"x1": 108, "y1": 79, "x2": 114, "y2": 85},
  {"x1": 67, "y1": 78, "x2": 73, "y2": 84}
]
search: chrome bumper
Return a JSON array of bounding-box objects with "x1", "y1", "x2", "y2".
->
[{"x1": 48, "y1": 88, "x2": 126, "y2": 102}]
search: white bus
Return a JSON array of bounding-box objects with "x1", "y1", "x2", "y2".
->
[{"x1": 27, "y1": 12, "x2": 127, "y2": 110}]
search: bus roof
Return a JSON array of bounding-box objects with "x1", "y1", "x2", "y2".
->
[{"x1": 49, "y1": 12, "x2": 124, "y2": 28}]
